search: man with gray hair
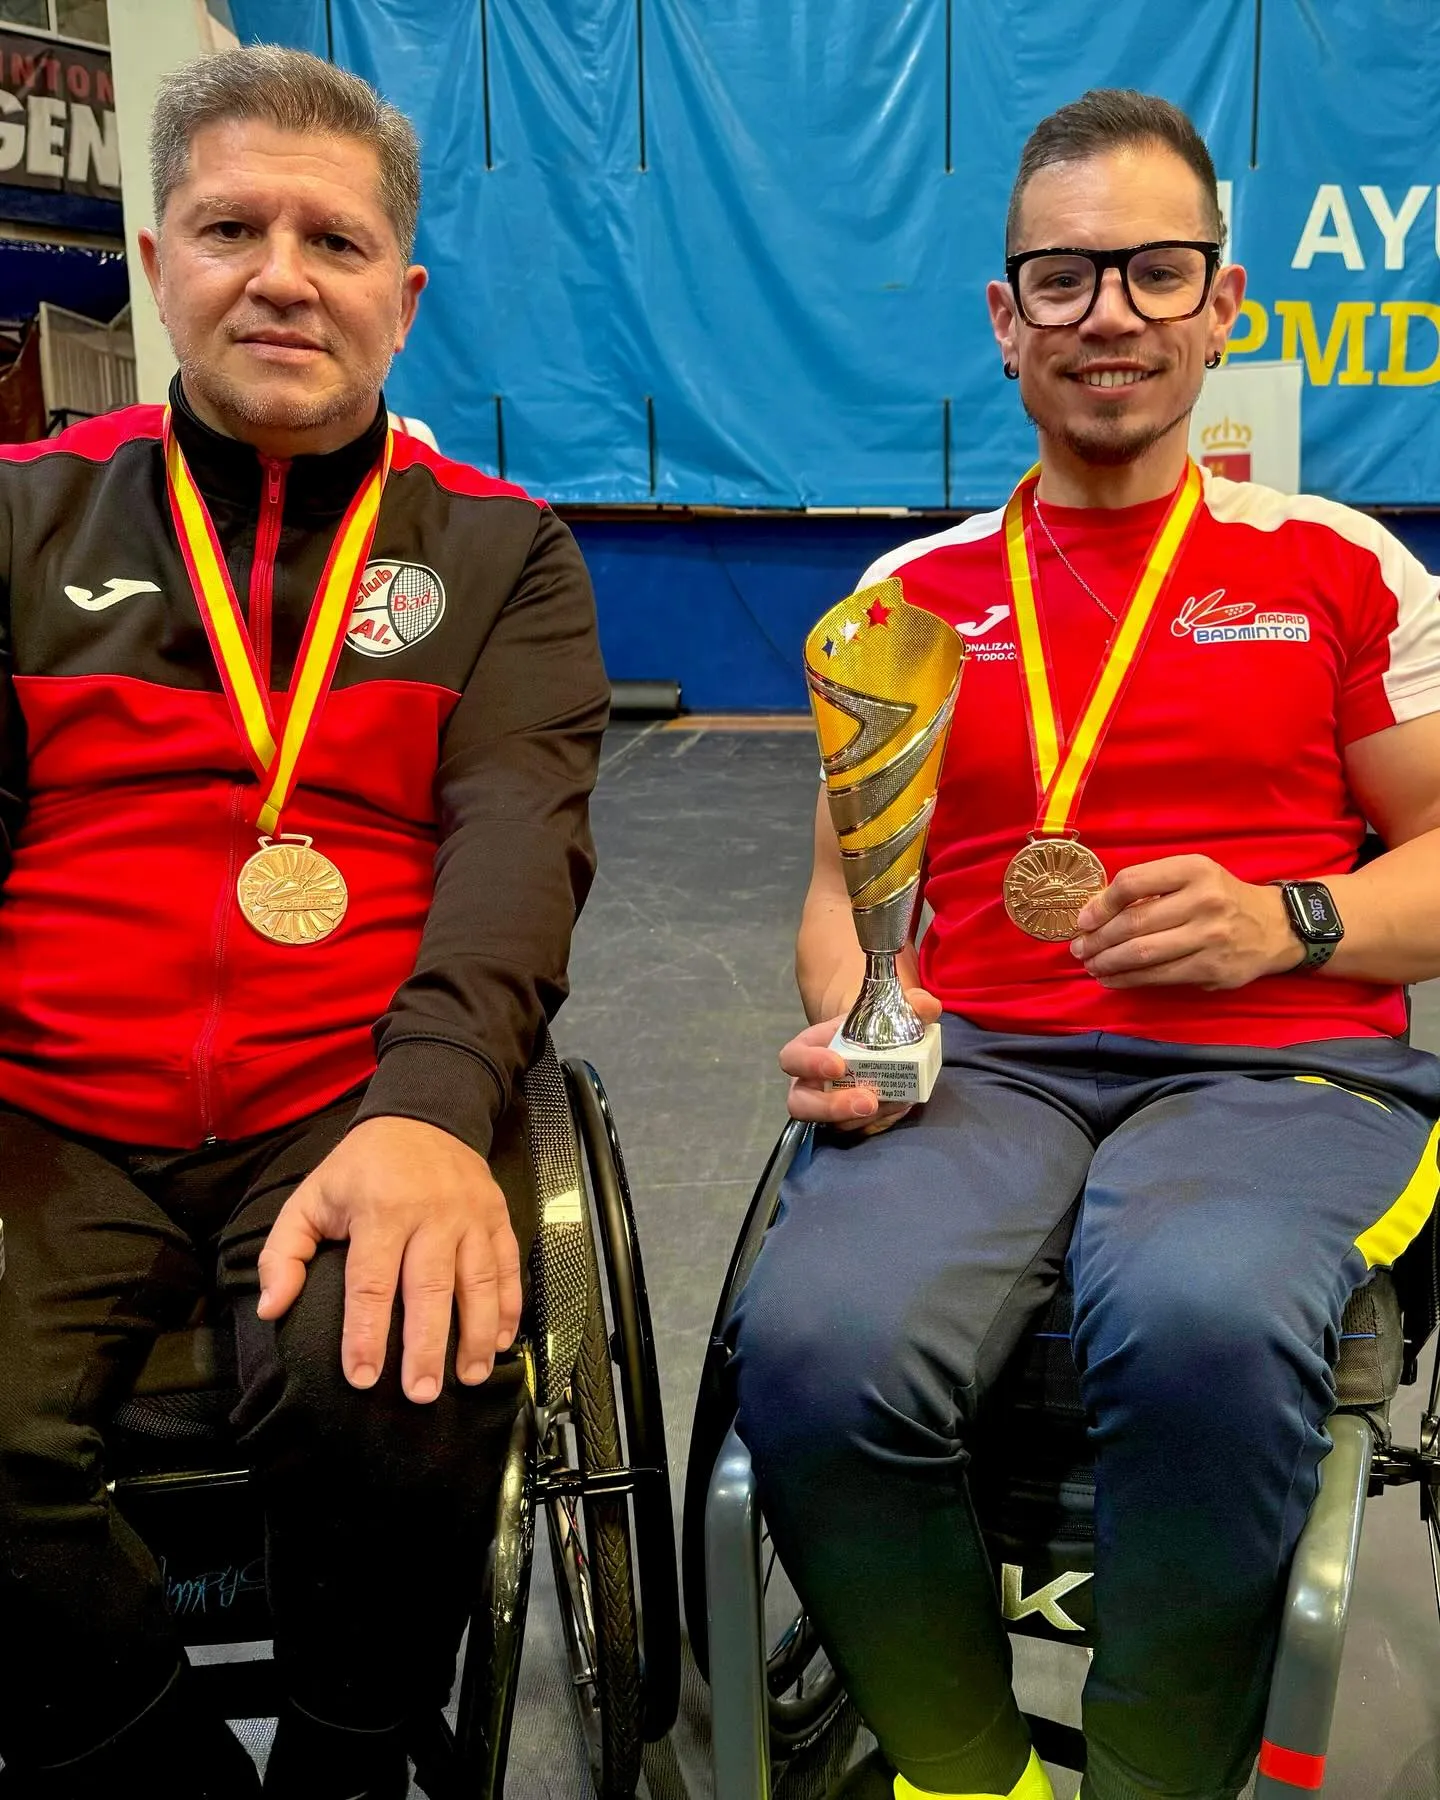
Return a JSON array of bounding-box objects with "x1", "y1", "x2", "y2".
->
[{"x1": 0, "y1": 44, "x2": 607, "y2": 1799}]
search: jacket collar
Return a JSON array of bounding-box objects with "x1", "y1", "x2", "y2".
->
[{"x1": 167, "y1": 374, "x2": 390, "y2": 521}]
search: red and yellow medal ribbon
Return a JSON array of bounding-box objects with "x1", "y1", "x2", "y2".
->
[
  {"x1": 1002, "y1": 458, "x2": 1203, "y2": 839},
  {"x1": 162, "y1": 409, "x2": 392, "y2": 834}
]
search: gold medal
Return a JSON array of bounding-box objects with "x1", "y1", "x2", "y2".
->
[
  {"x1": 1002, "y1": 836, "x2": 1106, "y2": 941},
  {"x1": 237, "y1": 836, "x2": 348, "y2": 945},
  {"x1": 1001, "y1": 461, "x2": 1204, "y2": 941},
  {"x1": 163, "y1": 410, "x2": 391, "y2": 949}
]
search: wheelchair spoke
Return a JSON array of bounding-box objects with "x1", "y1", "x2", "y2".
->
[
  {"x1": 561, "y1": 1493, "x2": 592, "y2": 1581},
  {"x1": 542, "y1": 1407, "x2": 602, "y2": 1691},
  {"x1": 762, "y1": 1541, "x2": 779, "y2": 1597}
]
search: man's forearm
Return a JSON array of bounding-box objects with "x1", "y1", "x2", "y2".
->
[
  {"x1": 1320, "y1": 826, "x2": 1440, "y2": 984},
  {"x1": 797, "y1": 891, "x2": 866, "y2": 1023},
  {"x1": 796, "y1": 891, "x2": 922, "y2": 1023},
  {"x1": 361, "y1": 510, "x2": 608, "y2": 1155}
]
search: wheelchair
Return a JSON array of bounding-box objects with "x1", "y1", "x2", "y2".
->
[
  {"x1": 682, "y1": 1114, "x2": 1440, "y2": 1799},
  {"x1": 104, "y1": 1035, "x2": 680, "y2": 1799}
]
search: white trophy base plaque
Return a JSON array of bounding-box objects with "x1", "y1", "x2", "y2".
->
[{"x1": 826, "y1": 1021, "x2": 942, "y2": 1106}]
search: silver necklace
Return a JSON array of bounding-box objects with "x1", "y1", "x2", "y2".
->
[{"x1": 1031, "y1": 500, "x2": 1118, "y2": 622}]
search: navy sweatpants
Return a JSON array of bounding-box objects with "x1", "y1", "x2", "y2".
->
[{"x1": 730, "y1": 1018, "x2": 1440, "y2": 1800}]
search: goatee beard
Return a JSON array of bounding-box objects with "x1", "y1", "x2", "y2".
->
[
  {"x1": 177, "y1": 349, "x2": 394, "y2": 442},
  {"x1": 1021, "y1": 390, "x2": 1197, "y2": 471}
]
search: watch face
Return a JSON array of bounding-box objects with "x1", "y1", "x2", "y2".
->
[{"x1": 1289, "y1": 882, "x2": 1344, "y2": 942}]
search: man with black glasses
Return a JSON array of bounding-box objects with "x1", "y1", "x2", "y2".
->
[{"x1": 732, "y1": 90, "x2": 1440, "y2": 1800}]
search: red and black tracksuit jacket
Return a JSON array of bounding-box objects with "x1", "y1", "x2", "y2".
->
[{"x1": 0, "y1": 381, "x2": 608, "y2": 1153}]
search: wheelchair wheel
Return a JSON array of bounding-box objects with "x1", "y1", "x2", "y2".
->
[
  {"x1": 755, "y1": 1515, "x2": 847, "y2": 1755},
  {"x1": 682, "y1": 1119, "x2": 848, "y2": 1758},
  {"x1": 540, "y1": 1207, "x2": 644, "y2": 1800},
  {"x1": 564, "y1": 1058, "x2": 682, "y2": 1743},
  {"x1": 522, "y1": 1043, "x2": 678, "y2": 1798}
]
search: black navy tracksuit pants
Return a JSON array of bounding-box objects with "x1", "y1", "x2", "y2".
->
[
  {"x1": 0, "y1": 1095, "x2": 526, "y2": 1773},
  {"x1": 731, "y1": 1017, "x2": 1440, "y2": 1800}
]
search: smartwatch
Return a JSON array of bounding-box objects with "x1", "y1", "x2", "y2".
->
[{"x1": 1274, "y1": 880, "x2": 1344, "y2": 970}]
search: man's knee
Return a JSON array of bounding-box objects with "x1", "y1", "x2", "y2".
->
[
  {"x1": 1073, "y1": 1247, "x2": 1328, "y2": 1439},
  {"x1": 0, "y1": 1396, "x2": 104, "y2": 1540},
  {"x1": 234, "y1": 1243, "x2": 522, "y2": 1498},
  {"x1": 731, "y1": 1235, "x2": 973, "y2": 1471}
]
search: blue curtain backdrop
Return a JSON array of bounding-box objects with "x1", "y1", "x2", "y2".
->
[
  {"x1": 227, "y1": 1, "x2": 1440, "y2": 706},
  {"x1": 228, "y1": 0, "x2": 1440, "y2": 509}
]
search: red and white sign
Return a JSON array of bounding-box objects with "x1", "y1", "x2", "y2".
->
[{"x1": 1188, "y1": 358, "x2": 1303, "y2": 494}]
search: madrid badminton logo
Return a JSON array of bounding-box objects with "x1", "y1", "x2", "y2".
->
[
  {"x1": 346, "y1": 561, "x2": 446, "y2": 657},
  {"x1": 1172, "y1": 588, "x2": 1311, "y2": 645}
]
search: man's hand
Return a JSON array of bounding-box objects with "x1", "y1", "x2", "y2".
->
[
  {"x1": 1071, "y1": 855, "x2": 1303, "y2": 990},
  {"x1": 780, "y1": 987, "x2": 943, "y2": 1136},
  {"x1": 256, "y1": 1116, "x2": 522, "y2": 1404}
]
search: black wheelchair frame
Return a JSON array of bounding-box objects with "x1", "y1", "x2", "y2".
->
[
  {"x1": 683, "y1": 1116, "x2": 1440, "y2": 1799},
  {"x1": 106, "y1": 1038, "x2": 680, "y2": 1800}
]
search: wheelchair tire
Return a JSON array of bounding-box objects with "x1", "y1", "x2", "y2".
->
[
  {"x1": 542, "y1": 1195, "x2": 645, "y2": 1800},
  {"x1": 565, "y1": 1058, "x2": 682, "y2": 1742}
]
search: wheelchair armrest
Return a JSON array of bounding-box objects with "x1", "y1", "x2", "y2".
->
[
  {"x1": 1254, "y1": 1412, "x2": 1373, "y2": 1797},
  {"x1": 704, "y1": 1426, "x2": 773, "y2": 1800}
]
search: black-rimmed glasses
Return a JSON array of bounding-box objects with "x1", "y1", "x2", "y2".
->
[{"x1": 1004, "y1": 241, "x2": 1222, "y2": 328}]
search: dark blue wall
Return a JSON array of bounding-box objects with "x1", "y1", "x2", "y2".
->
[
  {"x1": 570, "y1": 512, "x2": 1440, "y2": 714},
  {"x1": 0, "y1": 239, "x2": 129, "y2": 328}
]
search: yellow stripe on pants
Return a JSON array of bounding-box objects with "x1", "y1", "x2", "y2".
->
[{"x1": 1355, "y1": 1116, "x2": 1440, "y2": 1270}]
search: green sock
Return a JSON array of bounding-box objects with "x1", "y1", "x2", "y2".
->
[{"x1": 893, "y1": 1746, "x2": 1056, "y2": 1800}]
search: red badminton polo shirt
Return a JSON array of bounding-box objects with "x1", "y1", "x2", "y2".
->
[{"x1": 859, "y1": 468, "x2": 1440, "y2": 1047}]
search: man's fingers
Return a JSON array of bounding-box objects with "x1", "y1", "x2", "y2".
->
[
  {"x1": 492, "y1": 1219, "x2": 523, "y2": 1353},
  {"x1": 1071, "y1": 892, "x2": 1191, "y2": 961},
  {"x1": 787, "y1": 1077, "x2": 879, "y2": 1125},
  {"x1": 397, "y1": 1229, "x2": 460, "y2": 1403},
  {"x1": 778, "y1": 1015, "x2": 850, "y2": 1081},
  {"x1": 856, "y1": 1101, "x2": 917, "y2": 1136},
  {"x1": 1073, "y1": 856, "x2": 1204, "y2": 933},
  {"x1": 340, "y1": 1229, "x2": 406, "y2": 1391},
  {"x1": 903, "y1": 987, "x2": 944, "y2": 1026},
  {"x1": 780, "y1": 1040, "x2": 850, "y2": 1083},
  {"x1": 1083, "y1": 928, "x2": 1212, "y2": 985},
  {"x1": 256, "y1": 1185, "x2": 324, "y2": 1320},
  {"x1": 453, "y1": 1227, "x2": 500, "y2": 1384}
]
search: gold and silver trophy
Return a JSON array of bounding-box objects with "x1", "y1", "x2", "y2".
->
[{"x1": 804, "y1": 578, "x2": 965, "y2": 1104}]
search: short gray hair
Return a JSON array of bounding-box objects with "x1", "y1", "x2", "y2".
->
[{"x1": 150, "y1": 45, "x2": 421, "y2": 258}]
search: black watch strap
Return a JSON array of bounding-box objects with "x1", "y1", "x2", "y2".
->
[{"x1": 1273, "y1": 880, "x2": 1344, "y2": 971}]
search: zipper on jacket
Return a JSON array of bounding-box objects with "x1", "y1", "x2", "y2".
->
[
  {"x1": 249, "y1": 456, "x2": 289, "y2": 687},
  {"x1": 195, "y1": 784, "x2": 247, "y2": 1143}
]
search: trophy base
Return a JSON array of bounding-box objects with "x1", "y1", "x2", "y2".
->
[{"x1": 826, "y1": 1022, "x2": 942, "y2": 1105}]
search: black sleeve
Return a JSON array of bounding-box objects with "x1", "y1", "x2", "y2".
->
[{"x1": 352, "y1": 507, "x2": 608, "y2": 1158}]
